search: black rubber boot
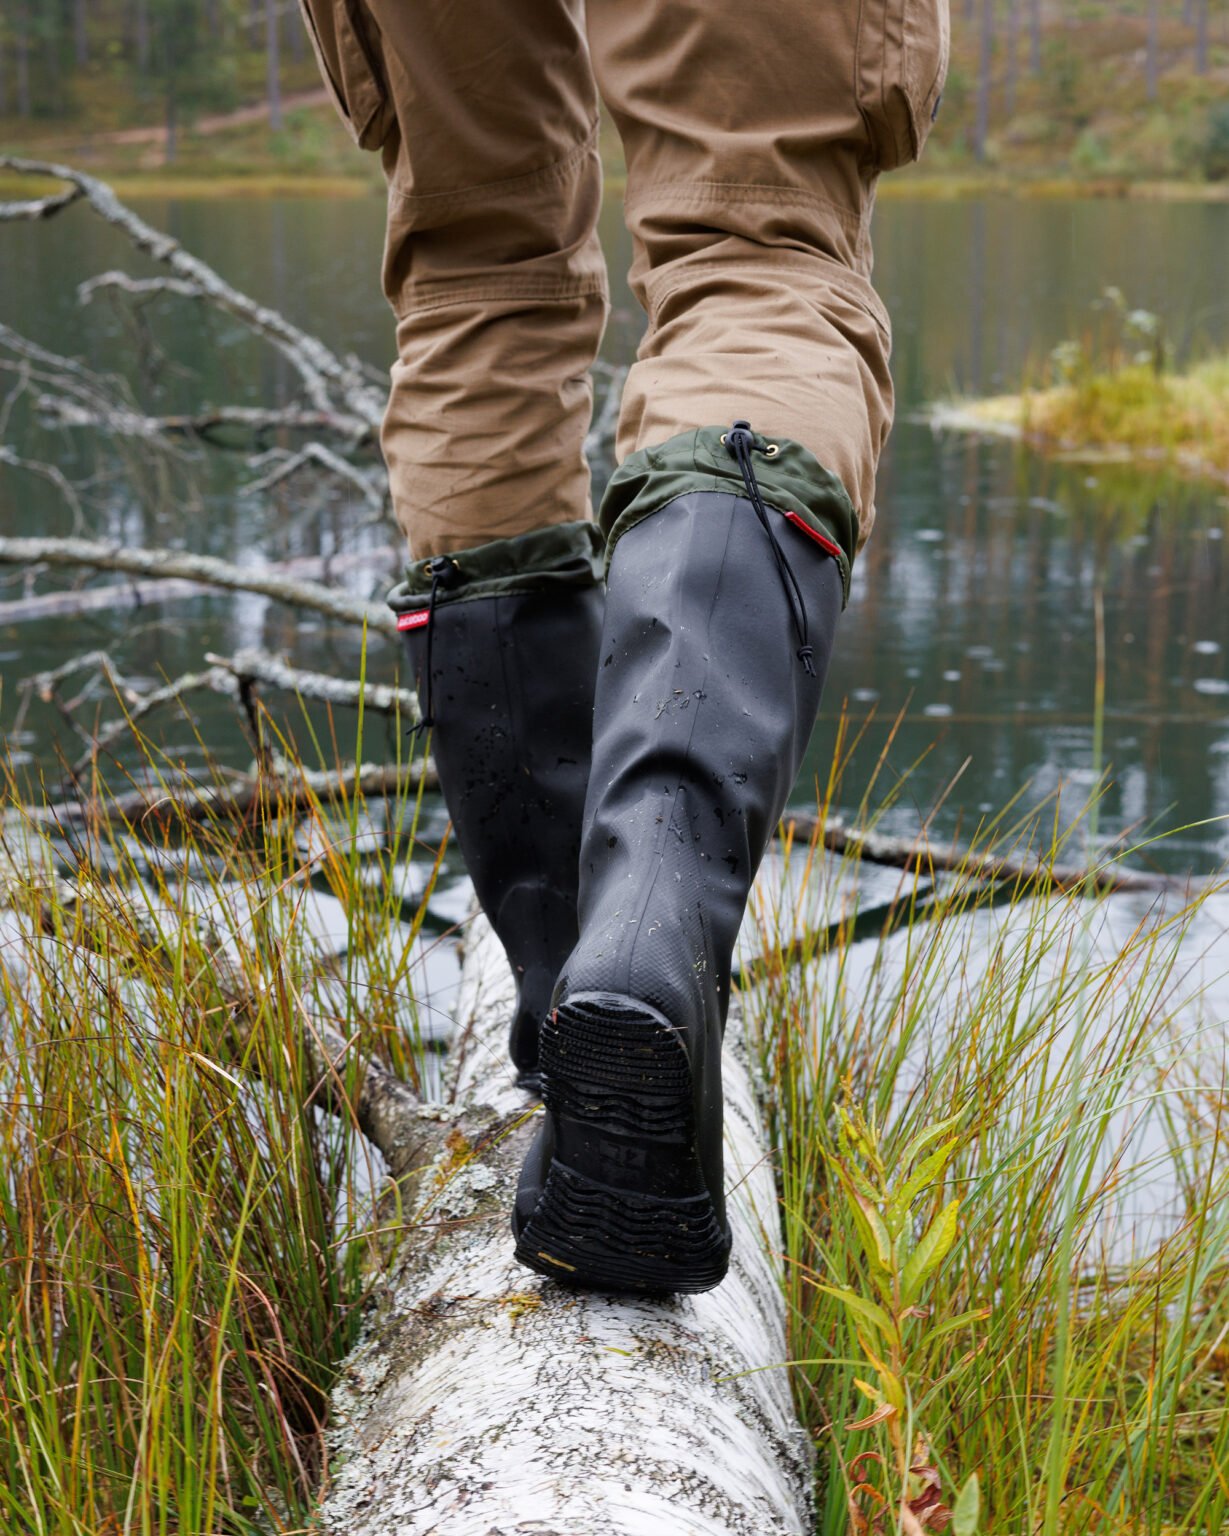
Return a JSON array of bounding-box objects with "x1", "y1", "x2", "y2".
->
[
  {"x1": 512, "y1": 426, "x2": 844, "y2": 1293},
  {"x1": 389, "y1": 523, "x2": 605, "y2": 1087}
]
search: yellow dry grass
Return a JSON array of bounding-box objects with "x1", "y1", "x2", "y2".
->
[{"x1": 955, "y1": 356, "x2": 1229, "y2": 483}]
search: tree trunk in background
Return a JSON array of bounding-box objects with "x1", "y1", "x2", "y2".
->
[
  {"x1": 0, "y1": 33, "x2": 7, "y2": 118},
  {"x1": 265, "y1": 0, "x2": 281, "y2": 130},
  {"x1": 286, "y1": 0, "x2": 305, "y2": 63},
  {"x1": 135, "y1": 0, "x2": 150, "y2": 74},
  {"x1": 1194, "y1": 0, "x2": 1208, "y2": 74},
  {"x1": 1146, "y1": 0, "x2": 1159, "y2": 101},
  {"x1": 15, "y1": 2, "x2": 31, "y2": 118},
  {"x1": 1005, "y1": 0, "x2": 1019, "y2": 119},
  {"x1": 74, "y1": 0, "x2": 89, "y2": 66},
  {"x1": 974, "y1": 0, "x2": 994, "y2": 163},
  {"x1": 43, "y1": 7, "x2": 63, "y2": 114},
  {"x1": 1029, "y1": 0, "x2": 1042, "y2": 73},
  {"x1": 164, "y1": 49, "x2": 177, "y2": 164}
]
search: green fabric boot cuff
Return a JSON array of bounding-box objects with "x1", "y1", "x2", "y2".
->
[
  {"x1": 387, "y1": 520, "x2": 606, "y2": 615},
  {"x1": 598, "y1": 425, "x2": 859, "y2": 606}
]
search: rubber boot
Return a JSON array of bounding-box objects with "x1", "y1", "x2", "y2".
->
[
  {"x1": 512, "y1": 424, "x2": 848, "y2": 1293},
  {"x1": 388, "y1": 522, "x2": 605, "y2": 1087}
]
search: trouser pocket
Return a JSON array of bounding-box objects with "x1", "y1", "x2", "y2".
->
[
  {"x1": 856, "y1": 0, "x2": 951, "y2": 169},
  {"x1": 297, "y1": 0, "x2": 394, "y2": 150}
]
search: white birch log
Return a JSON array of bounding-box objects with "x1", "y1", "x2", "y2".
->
[{"x1": 321, "y1": 917, "x2": 812, "y2": 1535}]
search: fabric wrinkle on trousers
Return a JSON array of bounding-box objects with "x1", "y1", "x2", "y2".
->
[{"x1": 296, "y1": 0, "x2": 949, "y2": 561}]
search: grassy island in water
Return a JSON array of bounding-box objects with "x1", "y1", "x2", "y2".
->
[{"x1": 939, "y1": 291, "x2": 1229, "y2": 486}]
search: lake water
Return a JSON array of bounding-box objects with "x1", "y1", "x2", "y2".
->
[{"x1": 2, "y1": 193, "x2": 1228, "y2": 876}]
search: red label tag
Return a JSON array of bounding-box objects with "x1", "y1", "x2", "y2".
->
[
  {"x1": 396, "y1": 611, "x2": 431, "y2": 632},
  {"x1": 783, "y1": 511, "x2": 843, "y2": 561}
]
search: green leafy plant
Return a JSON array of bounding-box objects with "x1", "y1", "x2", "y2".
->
[
  {"x1": 1202, "y1": 102, "x2": 1229, "y2": 182},
  {"x1": 817, "y1": 1092, "x2": 985, "y2": 1533}
]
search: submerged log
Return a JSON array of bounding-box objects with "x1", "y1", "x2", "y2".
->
[
  {"x1": 785, "y1": 811, "x2": 1199, "y2": 896},
  {"x1": 320, "y1": 918, "x2": 812, "y2": 1535}
]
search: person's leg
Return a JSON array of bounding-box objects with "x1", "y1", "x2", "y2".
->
[
  {"x1": 297, "y1": 0, "x2": 608, "y2": 1079},
  {"x1": 297, "y1": 0, "x2": 609, "y2": 554},
  {"x1": 513, "y1": 0, "x2": 948, "y2": 1289}
]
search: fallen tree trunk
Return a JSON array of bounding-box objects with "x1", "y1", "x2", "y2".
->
[{"x1": 321, "y1": 918, "x2": 811, "y2": 1535}]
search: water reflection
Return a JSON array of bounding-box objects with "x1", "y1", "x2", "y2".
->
[{"x1": 1, "y1": 194, "x2": 1227, "y2": 871}]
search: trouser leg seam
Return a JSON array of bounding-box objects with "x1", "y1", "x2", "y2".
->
[
  {"x1": 642, "y1": 259, "x2": 890, "y2": 340},
  {"x1": 393, "y1": 274, "x2": 609, "y2": 320},
  {"x1": 387, "y1": 116, "x2": 602, "y2": 211},
  {"x1": 624, "y1": 179, "x2": 867, "y2": 238}
]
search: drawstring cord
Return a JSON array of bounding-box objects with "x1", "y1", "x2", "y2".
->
[
  {"x1": 725, "y1": 420, "x2": 816, "y2": 677},
  {"x1": 408, "y1": 556, "x2": 460, "y2": 738}
]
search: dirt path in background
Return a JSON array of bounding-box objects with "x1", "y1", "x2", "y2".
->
[{"x1": 86, "y1": 88, "x2": 332, "y2": 147}]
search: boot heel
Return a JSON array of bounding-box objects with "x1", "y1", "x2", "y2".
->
[{"x1": 513, "y1": 993, "x2": 730, "y2": 1294}]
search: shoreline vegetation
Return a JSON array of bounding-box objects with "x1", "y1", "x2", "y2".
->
[{"x1": 934, "y1": 293, "x2": 1229, "y2": 485}]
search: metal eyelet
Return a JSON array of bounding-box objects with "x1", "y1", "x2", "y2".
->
[
  {"x1": 764, "y1": 443, "x2": 780, "y2": 458},
  {"x1": 719, "y1": 433, "x2": 728, "y2": 445}
]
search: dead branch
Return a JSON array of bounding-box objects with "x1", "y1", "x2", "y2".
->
[
  {"x1": 244, "y1": 444, "x2": 387, "y2": 508},
  {"x1": 33, "y1": 398, "x2": 372, "y2": 444},
  {"x1": 0, "y1": 550, "x2": 396, "y2": 625},
  {"x1": 206, "y1": 649, "x2": 417, "y2": 718},
  {"x1": 295, "y1": 1012, "x2": 439, "y2": 1180},
  {"x1": 15, "y1": 760, "x2": 437, "y2": 832},
  {"x1": 0, "y1": 843, "x2": 439, "y2": 1179},
  {"x1": 785, "y1": 811, "x2": 1201, "y2": 896},
  {"x1": 2, "y1": 311, "x2": 370, "y2": 448},
  {"x1": 0, "y1": 186, "x2": 84, "y2": 220},
  {"x1": 69, "y1": 668, "x2": 234, "y2": 773},
  {"x1": 0, "y1": 157, "x2": 383, "y2": 432},
  {"x1": 0, "y1": 535, "x2": 397, "y2": 636},
  {"x1": 78, "y1": 271, "x2": 204, "y2": 306},
  {"x1": 0, "y1": 321, "x2": 168, "y2": 443},
  {"x1": 39, "y1": 646, "x2": 415, "y2": 776},
  {"x1": 0, "y1": 446, "x2": 87, "y2": 530}
]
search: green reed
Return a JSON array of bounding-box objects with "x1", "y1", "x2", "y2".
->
[{"x1": 749, "y1": 746, "x2": 1228, "y2": 1535}]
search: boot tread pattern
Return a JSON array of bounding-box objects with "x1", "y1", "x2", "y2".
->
[
  {"x1": 539, "y1": 998, "x2": 693, "y2": 1138},
  {"x1": 514, "y1": 994, "x2": 730, "y2": 1294}
]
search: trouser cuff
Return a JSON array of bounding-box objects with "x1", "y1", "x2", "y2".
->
[
  {"x1": 387, "y1": 520, "x2": 606, "y2": 618},
  {"x1": 599, "y1": 425, "x2": 859, "y2": 606}
]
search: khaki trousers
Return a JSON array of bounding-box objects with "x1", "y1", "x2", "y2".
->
[{"x1": 299, "y1": 0, "x2": 948, "y2": 560}]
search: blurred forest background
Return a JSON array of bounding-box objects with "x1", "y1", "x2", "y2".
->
[{"x1": 0, "y1": 0, "x2": 1227, "y2": 190}]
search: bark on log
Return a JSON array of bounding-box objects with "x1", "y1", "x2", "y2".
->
[{"x1": 320, "y1": 919, "x2": 811, "y2": 1535}]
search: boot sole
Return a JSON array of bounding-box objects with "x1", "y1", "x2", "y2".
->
[{"x1": 513, "y1": 992, "x2": 730, "y2": 1294}]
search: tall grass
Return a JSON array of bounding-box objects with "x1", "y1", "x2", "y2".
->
[
  {"x1": 3, "y1": 702, "x2": 1226, "y2": 1532},
  {"x1": 750, "y1": 749, "x2": 1229, "y2": 1533},
  {"x1": 0, "y1": 714, "x2": 439, "y2": 1532}
]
